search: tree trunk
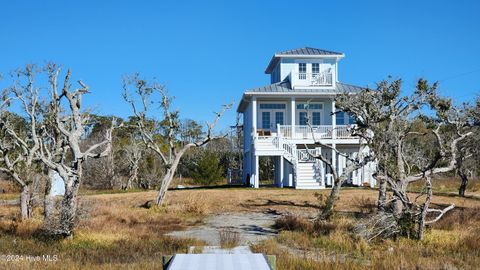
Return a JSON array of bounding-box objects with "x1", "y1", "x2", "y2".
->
[
  {"x1": 20, "y1": 184, "x2": 32, "y2": 220},
  {"x1": 57, "y1": 177, "x2": 80, "y2": 237},
  {"x1": 458, "y1": 170, "x2": 468, "y2": 197},
  {"x1": 107, "y1": 151, "x2": 115, "y2": 189},
  {"x1": 155, "y1": 147, "x2": 191, "y2": 206},
  {"x1": 123, "y1": 163, "x2": 138, "y2": 190},
  {"x1": 319, "y1": 176, "x2": 343, "y2": 220},
  {"x1": 156, "y1": 168, "x2": 174, "y2": 205},
  {"x1": 392, "y1": 179, "x2": 406, "y2": 218},
  {"x1": 43, "y1": 170, "x2": 55, "y2": 224},
  {"x1": 418, "y1": 176, "x2": 432, "y2": 240},
  {"x1": 377, "y1": 176, "x2": 387, "y2": 211}
]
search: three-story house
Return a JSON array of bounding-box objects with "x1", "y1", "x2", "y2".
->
[{"x1": 237, "y1": 47, "x2": 376, "y2": 189}]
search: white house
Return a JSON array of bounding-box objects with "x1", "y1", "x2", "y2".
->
[{"x1": 237, "y1": 47, "x2": 376, "y2": 189}]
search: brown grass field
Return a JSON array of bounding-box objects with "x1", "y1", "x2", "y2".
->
[{"x1": 0, "y1": 177, "x2": 479, "y2": 269}]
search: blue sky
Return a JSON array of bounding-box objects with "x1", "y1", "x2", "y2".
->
[{"x1": 1, "y1": 0, "x2": 479, "y2": 131}]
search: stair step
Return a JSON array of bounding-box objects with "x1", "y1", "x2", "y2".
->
[
  {"x1": 295, "y1": 186, "x2": 326, "y2": 190},
  {"x1": 295, "y1": 184, "x2": 326, "y2": 189}
]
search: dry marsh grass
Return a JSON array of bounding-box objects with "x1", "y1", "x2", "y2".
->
[
  {"x1": 219, "y1": 228, "x2": 240, "y2": 249},
  {"x1": 1, "y1": 187, "x2": 480, "y2": 269},
  {"x1": 408, "y1": 176, "x2": 480, "y2": 196}
]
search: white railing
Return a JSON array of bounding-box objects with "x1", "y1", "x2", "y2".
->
[
  {"x1": 336, "y1": 126, "x2": 353, "y2": 139},
  {"x1": 278, "y1": 125, "x2": 354, "y2": 140},
  {"x1": 297, "y1": 148, "x2": 319, "y2": 162},
  {"x1": 291, "y1": 71, "x2": 333, "y2": 87}
]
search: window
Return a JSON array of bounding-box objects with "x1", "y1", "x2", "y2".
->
[
  {"x1": 299, "y1": 63, "x2": 306, "y2": 73},
  {"x1": 312, "y1": 112, "x2": 321, "y2": 125},
  {"x1": 312, "y1": 63, "x2": 320, "y2": 74},
  {"x1": 262, "y1": 112, "x2": 270, "y2": 129},
  {"x1": 275, "y1": 112, "x2": 284, "y2": 125},
  {"x1": 299, "y1": 112, "x2": 308, "y2": 125},
  {"x1": 297, "y1": 103, "x2": 323, "y2": 110},
  {"x1": 259, "y1": 103, "x2": 286, "y2": 109},
  {"x1": 336, "y1": 112, "x2": 345, "y2": 125}
]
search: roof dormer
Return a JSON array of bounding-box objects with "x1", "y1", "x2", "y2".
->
[{"x1": 265, "y1": 47, "x2": 345, "y2": 89}]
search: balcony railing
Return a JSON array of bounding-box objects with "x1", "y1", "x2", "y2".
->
[
  {"x1": 291, "y1": 71, "x2": 333, "y2": 87},
  {"x1": 278, "y1": 125, "x2": 354, "y2": 140}
]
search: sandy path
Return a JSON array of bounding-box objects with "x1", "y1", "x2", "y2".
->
[{"x1": 167, "y1": 212, "x2": 279, "y2": 246}]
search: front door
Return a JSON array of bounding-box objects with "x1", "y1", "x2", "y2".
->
[
  {"x1": 260, "y1": 110, "x2": 285, "y2": 132},
  {"x1": 298, "y1": 111, "x2": 322, "y2": 126},
  {"x1": 296, "y1": 103, "x2": 324, "y2": 126}
]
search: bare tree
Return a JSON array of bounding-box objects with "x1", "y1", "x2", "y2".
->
[
  {"x1": 0, "y1": 65, "x2": 43, "y2": 220},
  {"x1": 121, "y1": 135, "x2": 144, "y2": 190},
  {"x1": 123, "y1": 74, "x2": 232, "y2": 205},
  {"x1": 303, "y1": 110, "x2": 376, "y2": 220},
  {"x1": 337, "y1": 78, "x2": 477, "y2": 240},
  {"x1": 34, "y1": 64, "x2": 113, "y2": 236},
  {"x1": 456, "y1": 98, "x2": 480, "y2": 197}
]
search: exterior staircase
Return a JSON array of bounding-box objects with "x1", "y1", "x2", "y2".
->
[
  {"x1": 296, "y1": 162, "x2": 324, "y2": 189},
  {"x1": 270, "y1": 137, "x2": 325, "y2": 189}
]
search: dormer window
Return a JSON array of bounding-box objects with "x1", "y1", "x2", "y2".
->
[
  {"x1": 299, "y1": 63, "x2": 306, "y2": 73},
  {"x1": 312, "y1": 63, "x2": 320, "y2": 75},
  {"x1": 298, "y1": 63, "x2": 307, "y2": 80}
]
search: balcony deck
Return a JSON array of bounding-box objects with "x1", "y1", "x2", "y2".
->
[
  {"x1": 277, "y1": 125, "x2": 353, "y2": 140},
  {"x1": 291, "y1": 71, "x2": 333, "y2": 88}
]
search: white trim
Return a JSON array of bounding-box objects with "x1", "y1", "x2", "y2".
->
[
  {"x1": 275, "y1": 54, "x2": 345, "y2": 59},
  {"x1": 244, "y1": 92, "x2": 340, "y2": 96}
]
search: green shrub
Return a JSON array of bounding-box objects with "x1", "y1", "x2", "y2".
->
[{"x1": 191, "y1": 151, "x2": 224, "y2": 185}]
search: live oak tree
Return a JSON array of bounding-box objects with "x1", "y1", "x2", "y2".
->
[
  {"x1": 456, "y1": 98, "x2": 480, "y2": 197},
  {"x1": 0, "y1": 66, "x2": 43, "y2": 220},
  {"x1": 336, "y1": 78, "x2": 477, "y2": 240},
  {"x1": 0, "y1": 64, "x2": 113, "y2": 236},
  {"x1": 121, "y1": 135, "x2": 144, "y2": 190},
  {"x1": 123, "y1": 74, "x2": 232, "y2": 205},
  {"x1": 304, "y1": 108, "x2": 376, "y2": 220},
  {"x1": 37, "y1": 64, "x2": 114, "y2": 236}
]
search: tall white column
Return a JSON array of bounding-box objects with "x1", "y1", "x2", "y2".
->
[
  {"x1": 252, "y1": 97, "x2": 257, "y2": 136},
  {"x1": 331, "y1": 143, "x2": 337, "y2": 178},
  {"x1": 290, "y1": 97, "x2": 296, "y2": 139},
  {"x1": 331, "y1": 98, "x2": 336, "y2": 139},
  {"x1": 254, "y1": 155, "x2": 259, "y2": 188},
  {"x1": 279, "y1": 157, "x2": 284, "y2": 188},
  {"x1": 331, "y1": 98, "x2": 338, "y2": 179},
  {"x1": 290, "y1": 97, "x2": 296, "y2": 126}
]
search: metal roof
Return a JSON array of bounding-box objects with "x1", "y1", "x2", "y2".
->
[
  {"x1": 266, "y1": 47, "x2": 344, "y2": 73},
  {"x1": 276, "y1": 47, "x2": 343, "y2": 56},
  {"x1": 245, "y1": 81, "x2": 363, "y2": 94},
  {"x1": 237, "y1": 81, "x2": 366, "y2": 112}
]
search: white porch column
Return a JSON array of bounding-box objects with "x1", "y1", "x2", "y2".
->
[
  {"x1": 254, "y1": 154, "x2": 259, "y2": 188},
  {"x1": 338, "y1": 154, "x2": 346, "y2": 177},
  {"x1": 290, "y1": 97, "x2": 296, "y2": 138},
  {"x1": 252, "y1": 97, "x2": 257, "y2": 136},
  {"x1": 331, "y1": 143, "x2": 337, "y2": 179},
  {"x1": 279, "y1": 157, "x2": 284, "y2": 188},
  {"x1": 331, "y1": 98, "x2": 336, "y2": 139}
]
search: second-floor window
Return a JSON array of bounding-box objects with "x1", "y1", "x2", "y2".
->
[
  {"x1": 312, "y1": 63, "x2": 320, "y2": 74},
  {"x1": 298, "y1": 63, "x2": 307, "y2": 80},
  {"x1": 299, "y1": 63, "x2": 306, "y2": 73}
]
